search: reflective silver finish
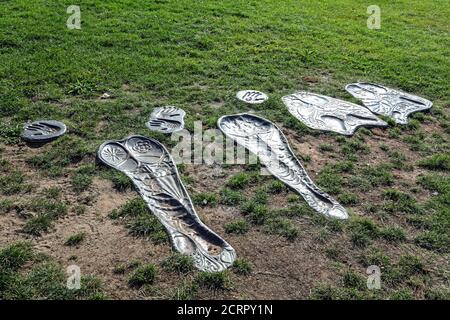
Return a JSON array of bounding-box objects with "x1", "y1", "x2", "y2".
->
[
  {"x1": 146, "y1": 106, "x2": 185, "y2": 133},
  {"x1": 218, "y1": 114, "x2": 348, "y2": 220},
  {"x1": 21, "y1": 120, "x2": 67, "y2": 143},
  {"x1": 236, "y1": 90, "x2": 268, "y2": 104},
  {"x1": 98, "y1": 135, "x2": 236, "y2": 272},
  {"x1": 282, "y1": 91, "x2": 387, "y2": 135},
  {"x1": 345, "y1": 83, "x2": 433, "y2": 124}
]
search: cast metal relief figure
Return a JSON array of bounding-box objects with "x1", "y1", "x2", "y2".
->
[
  {"x1": 21, "y1": 120, "x2": 67, "y2": 143},
  {"x1": 282, "y1": 91, "x2": 387, "y2": 135},
  {"x1": 236, "y1": 90, "x2": 269, "y2": 104},
  {"x1": 345, "y1": 83, "x2": 433, "y2": 125},
  {"x1": 218, "y1": 113, "x2": 348, "y2": 220},
  {"x1": 146, "y1": 106, "x2": 186, "y2": 133},
  {"x1": 98, "y1": 135, "x2": 236, "y2": 272}
]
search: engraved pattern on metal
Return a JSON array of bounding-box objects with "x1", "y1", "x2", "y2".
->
[
  {"x1": 98, "y1": 135, "x2": 236, "y2": 272},
  {"x1": 21, "y1": 120, "x2": 67, "y2": 143},
  {"x1": 345, "y1": 83, "x2": 433, "y2": 124},
  {"x1": 282, "y1": 91, "x2": 387, "y2": 135},
  {"x1": 146, "y1": 106, "x2": 186, "y2": 133},
  {"x1": 236, "y1": 90, "x2": 269, "y2": 104},
  {"x1": 218, "y1": 114, "x2": 348, "y2": 220}
]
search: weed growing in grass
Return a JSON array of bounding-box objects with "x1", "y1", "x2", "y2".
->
[
  {"x1": 267, "y1": 180, "x2": 288, "y2": 193},
  {"x1": 195, "y1": 271, "x2": 232, "y2": 291},
  {"x1": 418, "y1": 153, "x2": 450, "y2": 171},
  {"x1": 243, "y1": 203, "x2": 270, "y2": 225},
  {"x1": 264, "y1": 218, "x2": 299, "y2": 241},
  {"x1": 220, "y1": 188, "x2": 243, "y2": 206},
  {"x1": 232, "y1": 258, "x2": 252, "y2": 275},
  {"x1": 65, "y1": 232, "x2": 86, "y2": 246},
  {"x1": 102, "y1": 170, "x2": 133, "y2": 191},
  {"x1": 342, "y1": 270, "x2": 366, "y2": 290},
  {"x1": 224, "y1": 219, "x2": 250, "y2": 234},
  {"x1": 0, "y1": 242, "x2": 33, "y2": 271},
  {"x1": 0, "y1": 171, "x2": 31, "y2": 195},
  {"x1": 378, "y1": 227, "x2": 406, "y2": 242},
  {"x1": 42, "y1": 187, "x2": 61, "y2": 199},
  {"x1": 417, "y1": 174, "x2": 449, "y2": 194},
  {"x1": 319, "y1": 143, "x2": 334, "y2": 152},
  {"x1": 170, "y1": 281, "x2": 199, "y2": 300},
  {"x1": 360, "y1": 164, "x2": 394, "y2": 187},
  {"x1": 382, "y1": 189, "x2": 420, "y2": 214},
  {"x1": 109, "y1": 198, "x2": 146, "y2": 219},
  {"x1": 0, "y1": 242, "x2": 105, "y2": 299},
  {"x1": 71, "y1": 173, "x2": 93, "y2": 193},
  {"x1": 161, "y1": 253, "x2": 194, "y2": 274},
  {"x1": 26, "y1": 136, "x2": 90, "y2": 175},
  {"x1": 348, "y1": 217, "x2": 379, "y2": 247},
  {"x1": 337, "y1": 192, "x2": 359, "y2": 205},
  {"x1": 192, "y1": 192, "x2": 218, "y2": 207},
  {"x1": 73, "y1": 205, "x2": 87, "y2": 215},
  {"x1": 226, "y1": 172, "x2": 258, "y2": 189},
  {"x1": 128, "y1": 264, "x2": 157, "y2": 287},
  {"x1": 316, "y1": 166, "x2": 343, "y2": 195},
  {"x1": 20, "y1": 199, "x2": 68, "y2": 236},
  {"x1": 0, "y1": 122, "x2": 22, "y2": 144},
  {"x1": 415, "y1": 232, "x2": 450, "y2": 253},
  {"x1": 127, "y1": 215, "x2": 168, "y2": 244},
  {"x1": 113, "y1": 264, "x2": 126, "y2": 275},
  {"x1": 0, "y1": 199, "x2": 15, "y2": 214}
]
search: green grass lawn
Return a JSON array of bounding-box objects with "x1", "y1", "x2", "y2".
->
[{"x1": 0, "y1": 0, "x2": 449, "y2": 300}]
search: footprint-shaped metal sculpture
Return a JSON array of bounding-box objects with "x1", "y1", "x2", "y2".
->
[
  {"x1": 98, "y1": 135, "x2": 236, "y2": 272},
  {"x1": 146, "y1": 106, "x2": 185, "y2": 133},
  {"x1": 345, "y1": 83, "x2": 433, "y2": 125},
  {"x1": 218, "y1": 114, "x2": 348, "y2": 219},
  {"x1": 282, "y1": 92, "x2": 387, "y2": 135},
  {"x1": 21, "y1": 120, "x2": 67, "y2": 143},
  {"x1": 236, "y1": 90, "x2": 269, "y2": 104}
]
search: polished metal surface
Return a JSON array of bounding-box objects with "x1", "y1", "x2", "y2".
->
[
  {"x1": 146, "y1": 106, "x2": 185, "y2": 133},
  {"x1": 282, "y1": 91, "x2": 387, "y2": 135},
  {"x1": 236, "y1": 90, "x2": 268, "y2": 104},
  {"x1": 345, "y1": 83, "x2": 433, "y2": 124},
  {"x1": 98, "y1": 135, "x2": 236, "y2": 272},
  {"x1": 218, "y1": 114, "x2": 348, "y2": 219},
  {"x1": 21, "y1": 120, "x2": 67, "y2": 143}
]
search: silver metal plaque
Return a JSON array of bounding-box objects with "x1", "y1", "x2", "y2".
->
[
  {"x1": 218, "y1": 114, "x2": 348, "y2": 219},
  {"x1": 345, "y1": 83, "x2": 433, "y2": 124},
  {"x1": 146, "y1": 106, "x2": 186, "y2": 133},
  {"x1": 98, "y1": 135, "x2": 236, "y2": 272},
  {"x1": 282, "y1": 91, "x2": 387, "y2": 135}
]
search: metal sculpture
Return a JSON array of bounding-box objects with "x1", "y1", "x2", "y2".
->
[
  {"x1": 146, "y1": 106, "x2": 186, "y2": 133},
  {"x1": 282, "y1": 91, "x2": 387, "y2": 135},
  {"x1": 236, "y1": 90, "x2": 268, "y2": 104},
  {"x1": 21, "y1": 120, "x2": 67, "y2": 143},
  {"x1": 218, "y1": 113, "x2": 348, "y2": 219},
  {"x1": 345, "y1": 83, "x2": 433, "y2": 124},
  {"x1": 98, "y1": 135, "x2": 236, "y2": 272}
]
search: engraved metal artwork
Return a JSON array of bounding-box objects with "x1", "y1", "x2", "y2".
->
[
  {"x1": 345, "y1": 83, "x2": 433, "y2": 124},
  {"x1": 236, "y1": 90, "x2": 268, "y2": 104},
  {"x1": 146, "y1": 106, "x2": 186, "y2": 133},
  {"x1": 218, "y1": 113, "x2": 348, "y2": 219},
  {"x1": 98, "y1": 135, "x2": 236, "y2": 272},
  {"x1": 282, "y1": 91, "x2": 387, "y2": 135},
  {"x1": 21, "y1": 120, "x2": 67, "y2": 143}
]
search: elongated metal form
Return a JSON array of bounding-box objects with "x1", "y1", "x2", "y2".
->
[
  {"x1": 21, "y1": 120, "x2": 67, "y2": 143},
  {"x1": 282, "y1": 91, "x2": 387, "y2": 135},
  {"x1": 98, "y1": 135, "x2": 236, "y2": 272},
  {"x1": 146, "y1": 106, "x2": 186, "y2": 133},
  {"x1": 345, "y1": 83, "x2": 433, "y2": 125},
  {"x1": 218, "y1": 114, "x2": 348, "y2": 220}
]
